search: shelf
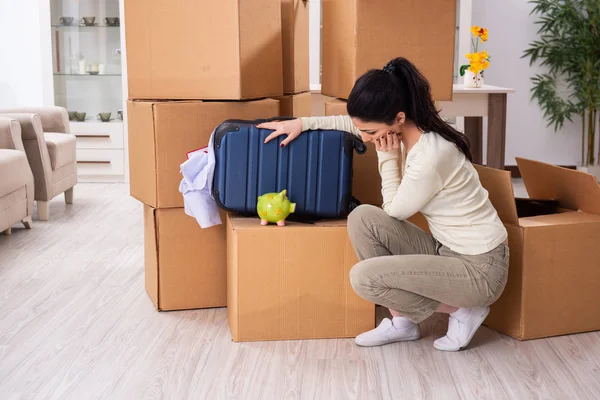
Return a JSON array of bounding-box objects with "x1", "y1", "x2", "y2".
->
[
  {"x1": 69, "y1": 120, "x2": 123, "y2": 124},
  {"x1": 54, "y1": 73, "x2": 121, "y2": 76},
  {"x1": 52, "y1": 24, "x2": 120, "y2": 29}
]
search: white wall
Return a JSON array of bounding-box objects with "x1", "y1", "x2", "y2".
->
[
  {"x1": 0, "y1": 0, "x2": 53, "y2": 107},
  {"x1": 472, "y1": 0, "x2": 582, "y2": 166},
  {"x1": 309, "y1": 0, "x2": 321, "y2": 89}
]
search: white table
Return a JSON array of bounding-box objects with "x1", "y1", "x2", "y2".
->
[{"x1": 437, "y1": 84, "x2": 515, "y2": 169}]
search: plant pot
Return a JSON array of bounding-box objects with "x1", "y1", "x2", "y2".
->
[
  {"x1": 576, "y1": 164, "x2": 600, "y2": 181},
  {"x1": 463, "y1": 69, "x2": 484, "y2": 88}
]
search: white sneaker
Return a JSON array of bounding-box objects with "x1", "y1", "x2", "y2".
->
[
  {"x1": 355, "y1": 318, "x2": 420, "y2": 347},
  {"x1": 434, "y1": 307, "x2": 490, "y2": 351}
]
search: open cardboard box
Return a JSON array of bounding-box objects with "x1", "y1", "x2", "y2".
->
[{"x1": 476, "y1": 158, "x2": 600, "y2": 340}]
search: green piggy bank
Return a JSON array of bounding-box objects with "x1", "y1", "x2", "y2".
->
[{"x1": 257, "y1": 189, "x2": 296, "y2": 226}]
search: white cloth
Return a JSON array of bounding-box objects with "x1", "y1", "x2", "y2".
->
[{"x1": 179, "y1": 132, "x2": 221, "y2": 228}]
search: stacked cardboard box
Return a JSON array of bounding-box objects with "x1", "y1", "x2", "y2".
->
[
  {"x1": 274, "y1": 0, "x2": 312, "y2": 117},
  {"x1": 321, "y1": 0, "x2": 457, "y2": 101},
  {"x1": 227, "y1": 215, "x2": 374, "y2": 342},
  {"x1": 125, "y1": 1, "x2": 283, "y2": 100},
  {"x1": 124, "y1": 1, "x2": 283, "y2": 311}
]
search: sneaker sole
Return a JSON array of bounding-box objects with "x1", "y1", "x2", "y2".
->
[
  {"x1": 434, "y1": 307, "x2": 490, "y2": 352},
  {"x1": 355, "y1": 334, "x2": 421, "y2": 347}
]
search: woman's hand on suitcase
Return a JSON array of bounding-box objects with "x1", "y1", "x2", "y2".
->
[
  {"x1": 259, "y1": 119, "x2": 303, "y2": 148},
  {"x1": 375, "y1": 131, "x2": 401, "y2": 152}
]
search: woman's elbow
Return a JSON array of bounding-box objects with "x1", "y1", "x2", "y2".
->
[{"x1": 382, "y1": 204, "x2": 413, "y2": 221}]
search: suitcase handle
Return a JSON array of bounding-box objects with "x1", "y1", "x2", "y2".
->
[
  {"x1": 215, "y1": 117, "x2": 368, "y2": 155},
  {"x1": 354, "y1": 138, "x2": 367, "y2": 155},
  {"x1": 254, "y1": 116, "x2": 297, "y2": 123},
  {"x1": 215, "y1": 117, "x2": 297, "y2": 147},
  {"x1": 256, "y1": 117, "x2": 367, "y2": 156},
  {"x1": 221, "y1": 116, "x2": 297, "y2": 125}
]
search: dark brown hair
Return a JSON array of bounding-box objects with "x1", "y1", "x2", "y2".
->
[{"x1": 347, "y1": 57, "x2": 473, "y2": 161}]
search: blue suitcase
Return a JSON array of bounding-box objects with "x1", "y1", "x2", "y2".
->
[{"x1": 212, "y1": 117, "x2": 366, "y2": 218}]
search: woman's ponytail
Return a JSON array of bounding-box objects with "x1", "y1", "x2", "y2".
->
[{"x1": 347, "y1": 57, "x2": 473, "y2": 162}]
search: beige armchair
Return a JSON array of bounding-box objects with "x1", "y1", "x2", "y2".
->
[
  {"x1": 0, "y1": 107, "x2": 77, "y2": 221},
  {"x1": 0, "y1": 117, "x2": 34, "y2": 234}
]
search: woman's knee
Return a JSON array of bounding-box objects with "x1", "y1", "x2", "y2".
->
[
  {"x1": 349, "y1": 260, "x2": 379, "y2": 298},
  {"x1": 348, "y1": 205, "x2": 383, "y2": 240}
]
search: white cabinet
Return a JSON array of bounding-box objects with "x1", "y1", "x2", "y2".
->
[
  {"x1": 76, "y1": 149, "x2": 125, "y2": 178},
  {"x1": 70, "y1": 120, "x2": 125, "y2": 181},
  {"x1": 49, "y1": 0, "x2": 128, "y2": 182}
]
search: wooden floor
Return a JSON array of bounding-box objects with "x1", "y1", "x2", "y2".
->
[{"x1": 1, "y1": 183, "x2": 599, "y2": 400}]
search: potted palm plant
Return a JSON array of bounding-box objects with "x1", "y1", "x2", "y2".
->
[{"x1": 522, "y1": 0, "x2": 600, "y2": 178}]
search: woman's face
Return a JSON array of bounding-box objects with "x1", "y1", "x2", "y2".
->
[{"x1": 351, "y1": 118, "x2": 401, "y2": 143}]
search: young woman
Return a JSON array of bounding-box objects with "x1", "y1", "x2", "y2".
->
[{"x1": 258, "y1": 57, "x2": 509, "y2": 352}]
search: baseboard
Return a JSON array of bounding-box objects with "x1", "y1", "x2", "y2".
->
[{"x1": 505, "y1": 165, "x2": 576, "y2": 178}]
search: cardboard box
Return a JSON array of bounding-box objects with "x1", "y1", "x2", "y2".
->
[
  {"x1": 475, "y1": 159, "x2": 600, "y2": 340},
  {"x1": 406, "y1": 212, "x2": 430, "y2": 234},
  {"x1": 128, "y1": 99, "x2": 279, "y2": 208},
  {"x1": 324, "y1": 98, "x2": 348, "y2": 116},
  {"x1": 124, "y1": 0, "x2": 283, "y2": 100},
  {"x1": 325, "y1": 99, "x2": 382, "y2": 205},
  {"x1": 321, "y1": 0, "x2": 457, "y2": 100},
  {"x1": 276, "y1": 92, "x2": 311, "y2": 117},
  {"x1": 227, "y1": 215, "x2": 375, "y2": 341},
  {"x1": 144, "y1": 206, "x2": 227, "y2": 311},
  {"x1": 281, "y1": 0, "x2": 310, "y2": 94}
]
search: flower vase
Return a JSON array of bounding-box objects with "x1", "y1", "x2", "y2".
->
[{"x1": 463, "y1": 69, "x2": 484, "y2": 88}]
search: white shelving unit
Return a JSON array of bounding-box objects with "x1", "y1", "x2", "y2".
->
[{"x1": 48, "y1": 0, "x2": 128, "y2": 183}]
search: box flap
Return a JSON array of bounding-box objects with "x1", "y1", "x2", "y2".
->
[
  {"x1": 128, "y1": 101, "x2": 158, "y2": 207},
  {"x1": 519, "y1": 210, "x2": 600, "y2": 227},
  {"x1": 516, "y1": 157, "x2": 600, "y2": 215},
  {"x1": 474, "y1": 165, "x2": 518, "y2": 225}
]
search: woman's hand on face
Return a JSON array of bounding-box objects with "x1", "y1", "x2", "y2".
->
[
  {"x1": 258, "y1": 118, "x2": 303, "y2": 147},
  {"x1": 375, "y1": 131, "x2": 401, "y2": 152}
]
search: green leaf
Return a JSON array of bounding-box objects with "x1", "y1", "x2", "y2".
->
[
  {"x1": 459, "y1": 65, "x2": 470, "y2": 77},
  {"x1": 522, "y1": 0, "x2": 600, "y2": 134}
]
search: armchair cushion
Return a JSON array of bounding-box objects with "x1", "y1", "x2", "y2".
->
[
  {"x1": 0, "y1": 117, "x2": 24, "y2": 151},
  {"x1": 0, "y1": 106, "x2": 70, "y2": 133},
  {"x1": 0, "y1": 149, "x2": 32, "y2": 196},
  {"x1": 45, "y1": 132, "x2": 76, "y2": 170}
]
